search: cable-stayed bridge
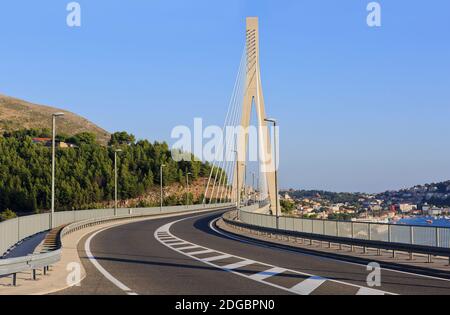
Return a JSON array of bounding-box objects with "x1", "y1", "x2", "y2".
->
[
  {"x1": 1, "y1": 17, "x2": 450, "y2": 296},
  {"x1": 203, "y1": 17, "x2": 278, "y2": 216}
]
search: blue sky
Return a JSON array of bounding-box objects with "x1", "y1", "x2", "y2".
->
[{"x1": 1, "y1": 1, "x2": 449, "y2": 193}]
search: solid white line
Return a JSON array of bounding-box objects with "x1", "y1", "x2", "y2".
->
[
  {"x1": 81, "y1": 207, "x2": 227, "y2": 295},
  {"x1": 222, "y1": 260, "x2": 255, "y2": 270},
  {"x1": 85, "y1": 227, "x2": 136, "y2": 294},
  {"x1": 249, "y1": 267, "x2": 286, "y2": 281},
  {"x1": 290, "y1": 276, "x2": 326, "y2": 295}
]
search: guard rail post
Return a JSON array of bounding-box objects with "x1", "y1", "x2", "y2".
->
[
  {"x1": 410, "y1": 226, "x2": 414, "y2": 260},
  {"x1": 350, "y1": 222, "x2": 355, "y2": 252}
]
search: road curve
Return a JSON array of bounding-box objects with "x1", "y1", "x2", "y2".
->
[{"x1": 56, "y1": 210, "x2": 450, "y2": 295}]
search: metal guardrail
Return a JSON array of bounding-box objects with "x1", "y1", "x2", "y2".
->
[
  {"x1": 225, "y1": 209, "x2": 450, "y2": 261},
  {"x1": 0, "y1": 203, "x2": 233, "y2": 285}
]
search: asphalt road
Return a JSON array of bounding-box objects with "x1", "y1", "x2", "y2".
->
[{"x1": 57, "y1": 210, "x2": 450, "y2": 295}]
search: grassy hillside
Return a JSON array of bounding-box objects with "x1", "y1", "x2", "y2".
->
[{"x1": 0, "y1": 94, "x2": 110, "y2": 145}]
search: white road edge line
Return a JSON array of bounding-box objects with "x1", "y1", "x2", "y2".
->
[
  {"x1": 81, "y1": 207, "x2": 227, "y2": 296},
  {"x1": 85, "y1": 227, "x2": 138, "y2": 295}
]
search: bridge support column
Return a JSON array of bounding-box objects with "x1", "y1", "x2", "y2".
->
[{"x1": 234, "y1": 17, "x2": 279, "y2": 214}]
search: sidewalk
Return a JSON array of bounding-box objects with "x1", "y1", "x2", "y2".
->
[
  {"x1": 2, "y1": 232, "x2": 48, "y2": 259},
  {"x1": 218, "y1": 219, "x2": 450, "y2": 277}
]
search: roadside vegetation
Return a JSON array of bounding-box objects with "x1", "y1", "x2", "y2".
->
[{"x1": 0, "y1": 129, "x2": 222, "y2": 214}]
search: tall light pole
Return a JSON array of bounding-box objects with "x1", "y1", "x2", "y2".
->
[
  {"x1": 51, "y1": 112, "x2": 64, "y2": 229},
  {"x1": 114, "y1": 149, "x2": 123, "y2": 216},
  {"x1": 160, "y1": 164, "x2": 165, "y2": 211},
  {"x1": 264, "y1": 118, "x2": 279, "y2": 229},
  {"x1": 232, "y1": 150, "x2": 240, "y2": 220},
  {"x1": 186, "y1": 169, "x2": 192, "y2": 207},
  {"x1": 252, "y1": 171, "x2": 256, "y2": 204}
]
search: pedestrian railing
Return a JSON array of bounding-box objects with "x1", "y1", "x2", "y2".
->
[
  {"x1": 237, "y1": 210, "x2": 450, "y2": 249},
  {"x1": 224, "y1": 209, "x2": 450, "y2": 262}
]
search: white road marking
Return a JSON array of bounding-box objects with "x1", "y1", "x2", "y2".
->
[
  {"x1": 249, "y1": 267, "x2": 286, "y2": 281},
  {"x1": 176, "y1": 245, "x2": 200, "y2": 250},
  {"x1": 222, "y1": 260, "x2": 255, "y2": 270},
  {"x1": 290, "y1": 276, "x2": 326, "y2": 295},
  {"x1": 356, "y1": 287, "x2": 386, "y2": 295},
  {"x1": 202, "y1": 254, "x2": 232, "y2": 262},
  {"x1": 210, "y1": 216, "x2": 450, "y2": 285},
  {"x1": 81, "y1": 207, "x2": 229, "y2": 295},
  {"x1": 188, "y1": 249, "x2": 215, "y2": 255},
  {"x1": 164, "y1": 241, "x2": 188, "y2": 245},
  {"x1": 85, "y1": 227, "x2": 138, "y2": 296},
  {"x1": 154, "y1": 216, "x2": 397, "y2": 296}
]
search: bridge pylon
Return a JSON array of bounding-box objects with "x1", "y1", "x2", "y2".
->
[{"x1": 233, "y1": 17, "x2": 279, "y2": 214}]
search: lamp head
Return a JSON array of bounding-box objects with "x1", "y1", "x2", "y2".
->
[{"x1": 264, "y1": 117, "x2": 277, "y2": 124}]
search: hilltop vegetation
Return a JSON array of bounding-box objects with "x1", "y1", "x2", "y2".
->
[
  {"x1": 0, "y1": 129, "x2": 222, "y2": 214},
  {"x1": 0, "y1": 94, "x2": 110, "y2": 145}
]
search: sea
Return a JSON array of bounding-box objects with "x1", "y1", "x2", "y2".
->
[{"x1": 397, "y1": 216, "x2": 450, "y2": 228}]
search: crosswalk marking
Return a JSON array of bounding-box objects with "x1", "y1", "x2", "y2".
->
[
  {"x1": 201, "y1": 254, "x2": 232, "y2": 262},
  {"x1": 154, "y1": 219, "x2": 396, "y2": 296},
  {"x1": 356, "y1": 287, "x2": 386, "y2": 295},
  {"x1": 249, "y1": 267, "x2": 286, "y2": 281},
  {"x1": 164, "y1": 240, "x2": 187, "y2": 245},
  {"x1": 221, "y1": 260, "x2": 255, "y2": 270},
  {"x1": 290, "y1": 276, "x2": 326, "y2": 295},
  {"x1": 187, "y1": 249, "x2": 215, "y2": 256},
  {"x1": 175, "y1": 245, "x2": 199, "y2": 250}
]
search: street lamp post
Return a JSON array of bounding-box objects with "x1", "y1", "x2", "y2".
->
[
  {"x1": 51, "y1": 112, "x2": 64, "y2": 229},
  {"x1": 114, "y1": 149, "x2": 123, "y2": 216},
  {"x1": 186, "y1": 170, "x2": 192, "y2": 208},
  {"x1": 232, "y1": 150, "x2": 240, "y2": 220},
  {"x1": 252, "y1": 171, "x2": 256, "y2": 204},
  {"x1": 264, "y1": 118, "x2": 279, "y2": 229},
  {"x1": 160, "y1": 164, "x2": 165, "y2": 211}
]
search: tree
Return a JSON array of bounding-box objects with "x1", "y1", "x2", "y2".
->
[
  {"x1": 108, "y1": 131, "x2": 136, "y2": 146},
  {"x1": 0, "y1": 209, "x2": 17, "y2": 222},
  {"x1": 0, "y1": 129, "x2": 224, "y2": 213},
  {"x1": 67, "y1": 132, "x2": 97, "y2": 146},
  {"x1": 280, "y1": 199, "x2": 295, "y2": 214}
]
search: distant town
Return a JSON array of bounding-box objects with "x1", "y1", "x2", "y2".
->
[{"x1": 279, "y1": 181, "x2": 450, "y2": 223}]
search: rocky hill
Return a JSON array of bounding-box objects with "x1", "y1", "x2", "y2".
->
[{"x1": 0, "y1": 94, "x2": 110, "y2": 144}]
